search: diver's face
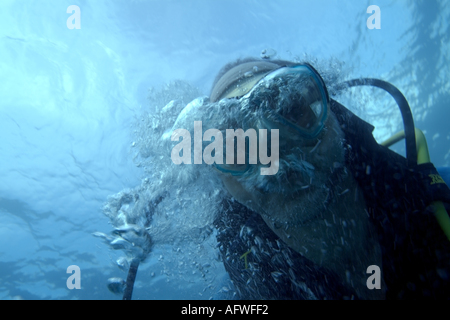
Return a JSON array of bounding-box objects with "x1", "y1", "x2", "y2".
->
[
  {"x1": 219, "y1": 103, "x2": 345, "y2": 207},
  {"x1": 214, "y1": 64, "x2": 345, "y2": 201}
]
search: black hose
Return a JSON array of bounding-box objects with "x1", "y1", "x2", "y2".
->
[
  {"x1": 338, "y1": 78, "x2": 417, "y2": 167},
  {"x1": 122, "y1": 258, "x2": 140, "y2": 300},
  {"x1": 120, "y1": 194, "x2": 164, "y2": 300}
]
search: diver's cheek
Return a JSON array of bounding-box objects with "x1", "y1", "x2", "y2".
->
[
  {"x1": 220, "y1": 175, "x2": 263, "y2": 214},
  {"x1": 313, "y1": 111, "x2": 346, "y2": 164}
]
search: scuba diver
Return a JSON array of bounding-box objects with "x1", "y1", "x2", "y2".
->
[
  {"x1": 98, "y1": 57, "x2": 450, "y2": 300},
  {"x1": 207, "y1": 57, "x2": 450, "y2": 300}
]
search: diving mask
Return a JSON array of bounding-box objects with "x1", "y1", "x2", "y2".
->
[{"x1": 214, "y1": 63, "x2": 329, "y2": 176}]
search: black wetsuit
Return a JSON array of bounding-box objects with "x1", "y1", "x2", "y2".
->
[{"x1": 214, "y1": 99, "x2": 450, "y2": 300}]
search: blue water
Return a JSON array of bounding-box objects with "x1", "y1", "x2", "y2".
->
[{"x1": 0, "y1": 0, "x2": 449, "y2": 300}]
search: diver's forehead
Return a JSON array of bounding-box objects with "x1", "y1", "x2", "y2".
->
[{"x1": 211, "y1": 61, "x2": 280, "y2": 102}]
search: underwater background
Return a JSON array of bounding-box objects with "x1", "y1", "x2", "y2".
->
[{"x1": 0, "y1": 0, "x2": 449, "y2": 300}]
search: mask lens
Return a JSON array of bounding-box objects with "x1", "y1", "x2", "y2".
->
[
  {"x1": 278, "y1": 85, "x2": 322, "y2": 130},
  {"x1": 215, "y1": 135, "x2": 251, "y2": 175},
  {"x1": 249, "y1": 64, "x2": 329, "y2": 139}
]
